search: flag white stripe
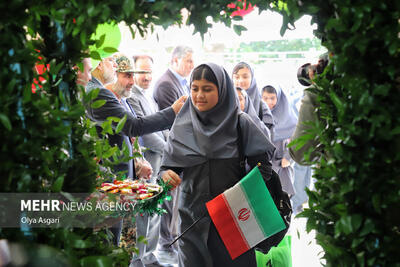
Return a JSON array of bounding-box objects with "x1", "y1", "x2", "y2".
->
[
  {"x1": 221, "y1": 193, "x2": 250, "y2": 249},
  {"x1": 224, "y1": 183, "x2": 266, "y2": 247}
]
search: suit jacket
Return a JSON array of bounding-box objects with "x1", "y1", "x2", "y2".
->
[
  {"x1": 127, "y1": 85, "x2": 167, "y2": 181},
  {"x1": 85, "y1": 77, "x2": 175, "y2": 178},
  {"x1": 153, "y1": 69, "x2": 188, "y2": 111}
]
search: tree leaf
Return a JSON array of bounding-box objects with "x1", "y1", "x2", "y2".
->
[
  {"x1": 52, "y1": 176, "x2": 64, "y2": 192},
  {"x1": 80, "y1": 256, "x2": 113, "y2": 267},
  {"x1": 103, "y1": 146, "x2": 118, "y2": 158},
  {"x1": 115, "y1": 114, "x2": 127, "y2": 134},
  {"x1": 137, "y1": 235, "x2": 148, "y2": 245},
  {"x1": 91, "y1": 100, "x2": 106, "y2": 109},
  {"x1": 102, "y1": 47, "x2": 119, "y2": 53},
  {"x1": 90, "y1": 51, "x2": 102, "y2": 61},
  {"x1": 96, "y1": 34, "x2": 106, "y2": 48},
  {"x1": 233, "y1": 24, "x2": 247, "y2": 36},
  {"x1": 0, "y1": 113, "x2": 12, "y2": 131}
]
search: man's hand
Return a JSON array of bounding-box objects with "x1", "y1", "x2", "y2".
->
[
  {"x1": 171, "y1": 96, "x2": 188, "y2": 114},
  {"x1": 161, "y1": 169, "x2": 181, "y2": 190},
  {"x1": 136, "y1": 159, "x2": 153, "y2": 179},
  {"x1": 281, "y1": 157, "x2": 291, "y2": 168}
]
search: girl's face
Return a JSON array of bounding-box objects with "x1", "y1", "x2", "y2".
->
[
  {"x1": 233, "y1": 67, "x2": 252, "y2": 90},
  {"x1": 191, "y1": 78, "x2": 219, "y2": 112},
  {"x1": 262, "y1": 92, "x2": 277, "y2": 110},
  {"x1": 236, "y1": 89, "x2": 245, "y2": 111}
]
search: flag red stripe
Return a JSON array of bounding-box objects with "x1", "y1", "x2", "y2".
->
[{"x1": 206, "y1": 194, "x2": 249, "y2": 259}]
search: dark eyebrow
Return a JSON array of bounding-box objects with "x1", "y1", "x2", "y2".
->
[{"x1": 134, "y1": 70, "x2": 152, "y2": 74}]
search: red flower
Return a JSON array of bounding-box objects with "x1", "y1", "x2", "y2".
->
[{"x1": 227, "y1": 0, "x2": 255, "y2": 17}]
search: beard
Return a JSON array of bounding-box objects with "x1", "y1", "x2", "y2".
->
[
  {"x1": 103, "y1": 70, "x2": 116, "y2": 84},
  {"x1": 113, "y1": 81, "x2": 131, "y2": 98}
]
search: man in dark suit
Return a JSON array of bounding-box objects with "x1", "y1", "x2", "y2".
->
[
  {"x1": 153, "y1": 46, "x2": 194, "y2": 110},
  {"x1": 85, "y1": 54, "x2": 186, "y2": 247},
  {"x1": 152, "y1": 46, "x2": 194, "y2": 264},
  {"x1": 127, "y1": 55, "x2": 171, "y2": 267}
]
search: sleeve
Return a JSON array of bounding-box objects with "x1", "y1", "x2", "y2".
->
[
  {"x1": 289, "y1": 89, "x2": 321, "y2": 165},
  {"x1": 89, "y1": 88, "x2": 176, "y2": 137},
  {"x1": 154, "y1": 81, "x2": 180, "y2": 111},
  {"x1": 127, "y1": 97, "x2": 167, "y2": 153}
]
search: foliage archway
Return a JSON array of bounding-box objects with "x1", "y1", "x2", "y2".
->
[{"x1": 1, "y1": 0, "x2": 399, "y2": 266}]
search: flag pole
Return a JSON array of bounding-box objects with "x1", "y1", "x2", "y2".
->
[{"x1": 168, "y1": 211, "x2": 208, "y2": 247}]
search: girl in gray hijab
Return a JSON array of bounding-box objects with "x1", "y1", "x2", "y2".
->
[
  {"x1": 262, "y1": 85, "x2": 298, "y2": 196},
  {"x1": 236, "y1": 87, "x2": 271, "y2": 140},
  {"x1": 161, "y1": 63, "x2": 276, "y2": 267},
  {"x1": 232, "y1": 62, "x2": 275, "y2": 132}
]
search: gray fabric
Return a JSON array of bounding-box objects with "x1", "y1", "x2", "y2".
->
[
  {"x1": 271, "y1": 139, "x2": 295, "y2": 196},
  {"x1": 153, "y1": 69, "x2": 187, "y2": 111},
  {"x1": 162, "y1": 63, "x2": 275, "y2": 168},
  {"x1": 268, "y1": 84, "x2": 298, "y2": 142},
  {"x1": 158, "y1": 187, "x2": 180, "y2": 252},
  {"x1": 131, "y1": 213, "x2": 161, "y2": 266},
  {"x1": 260, "y1": 100, "x2": 276, "y2": 130},
  {"x1": 126, "y1": 85, "x2": 165, "y2": 265},
  {"x1": 239, "y1": 88, "x2": 271, "y2": 140}
]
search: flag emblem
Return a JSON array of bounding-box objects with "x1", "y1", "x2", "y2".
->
[{"x1": 238, "y1": 208, "x2": 250, "y2": 221}]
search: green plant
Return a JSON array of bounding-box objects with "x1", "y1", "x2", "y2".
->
[
  {"x1": 283, "y1": 1, "x2": 400, "y2": 266},
  {"x1": 1, "y1": 0, "x2": 399, "y2": 266}
]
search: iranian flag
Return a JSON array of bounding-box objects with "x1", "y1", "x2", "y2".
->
[{"x1": 206, "y1": 166, "x2": 286, "y2": 260}]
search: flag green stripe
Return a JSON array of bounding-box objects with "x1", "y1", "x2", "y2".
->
[{"x1": 239, "y1": 166, "x2": 286, "y2": 237}]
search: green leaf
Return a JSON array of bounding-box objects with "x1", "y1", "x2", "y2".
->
[
  {"x1": 72, "y1": 239, "x2": 94, "y2": 249},
  {"x1": 0, "y1": 113, "x2": 12, "y2": 131},
  {"x1": 50, "y1": 61, "x2": 64, "y2": 76},
  {"x1": 52, "y1": 176, "x2": 64, "y2": 192},
  {"x1": 91, "y1": 100, "x2": 106, "y2": 108},
  {"x1": 390, "y1": 126, "x2": 400, "y2": 135},
  {"x1": 90, "y1": 51, "x2": 102, "y2": 61},
  {"x1": 106, "y1": 116, "x2": 121, "y2": 123},
  {"x1": 233, "y1": 24, "x2": 247, "y2": 36},
  {"x1": 101, "y1": 121, "x2": 113, "y2": 135},
  {"x1": 96, "y1": 34, "x2": 106, "y2": 48},
  {"x1": 115, "y1": 115, "x2": 127, "y2": 134},
  {"x1": 232, "y1": 16, "x2": 243, "y2": 21},
  {"x1": 23, "y1": 85, "x2": 32, "y2": 102},
  {"x1": 351, "y1": 214, "x2": 363, "y2": 232},
  {"x1": 103, "y1": 146, "x2": 118, "y2": 158},
  {"x1": 137, "y1": 235, "x2": 148, "y2": 245},
  {"x1": 80, "y1": 256, "x2": 112, "y2": 267},
  {"x1": 95, "y1": 141, "x2": 103, "y2": 158},
  {"x1": 329, "y1": 90, "x2": 344, "y2": 114},
  {"x1": 102, "y1": 46, "x2": 119, "y2": 53}
]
